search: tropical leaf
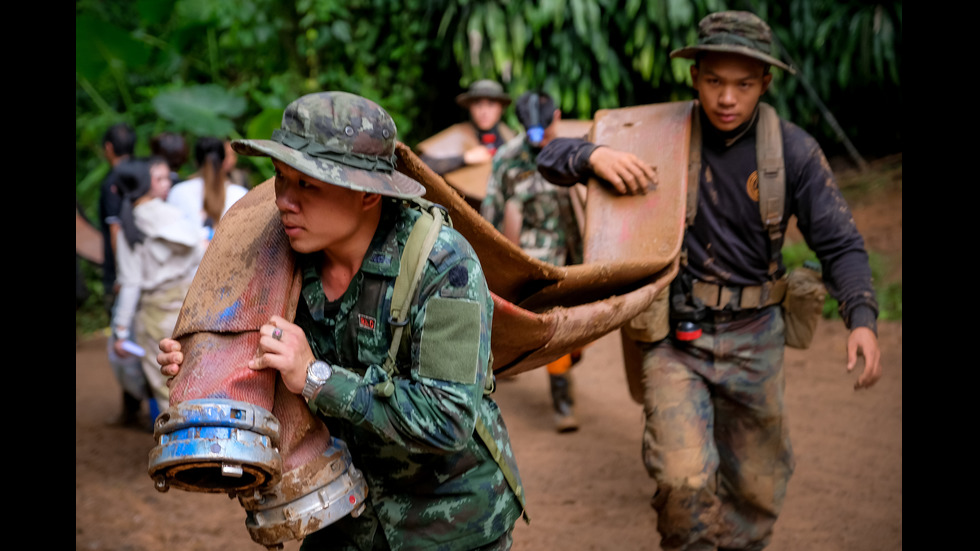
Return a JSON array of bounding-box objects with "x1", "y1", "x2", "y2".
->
[{"x1": 152, "y1": 85, "x2": 246, "y2": 137}]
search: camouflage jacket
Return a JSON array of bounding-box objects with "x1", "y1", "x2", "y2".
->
[
  {"x1": 481, "y1": 136, "x2": 581, "y2": 266},
  {"x1": 297, "y1": 199, "x2": 524, "y2": 551}
]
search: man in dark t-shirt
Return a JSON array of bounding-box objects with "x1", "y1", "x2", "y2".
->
[{"x1": 536, "y1": 11, "x2": 882, "y2": 551}]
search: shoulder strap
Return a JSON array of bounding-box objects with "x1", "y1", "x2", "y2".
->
[
  {"x1": 686, "y1": 99, "x2": 702, "y2": 228},
  {"x1": 380, "y1": 202, "x2": 446, "y2": 386},
  {"x1": 756, "y1": 102, "x2": 785, "y2": 278}
]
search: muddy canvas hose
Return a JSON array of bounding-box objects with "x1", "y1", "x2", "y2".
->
[
  {"x1": 147, "y1": 181, "x2": 367, "y2": 550},
  {"x1": 394, "y1": 105, "x2": 688, "y2": 377}
]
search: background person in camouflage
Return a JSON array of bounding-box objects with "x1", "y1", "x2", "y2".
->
[
  {"x1": 158, "y1": 91, "x2": 525, "y2": 551},
  {"x1": 536, "y1": 11, "x2": 882, "y2": 550},
  {"x1": 480, "y1": 91, "x2": 584, "y2": 432}
]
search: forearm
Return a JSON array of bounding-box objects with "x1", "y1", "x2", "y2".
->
[
  {"x1": 536, "y1": 138, "x2": 600, "y2": 186},
  {"x1": 309, "y1": 363, "x2": 482, "y2": 454},
  {"x1": 111, "y1": 238, "x2": 140, "y2": 336},
  {"x1": 111, "y1": 284, "x2": 140, "y2": 337},
  {"x1": 790, "y1": 131, "x2": 878, "y2": 333}
]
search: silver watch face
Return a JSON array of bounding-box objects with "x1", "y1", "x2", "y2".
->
[{"x1": 309, "y1": 360, "x2": 333, "y2": 383}]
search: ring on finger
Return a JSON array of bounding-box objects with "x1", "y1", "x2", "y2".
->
[{"x1": 272, "y1": 327, "x2": 283, "y2": 341}]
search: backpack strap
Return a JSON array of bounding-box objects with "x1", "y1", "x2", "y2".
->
[
  {"x1": 380, "y1": 202, "x2": 446, "y2": 389},
  {"x1": 475, "y1": 416, "x2": 530, "y2": 523},
  {"x1": 756, "y1": 102, "x2": 785, "y2": 278},
  {"x1": 685, "y1": 99, "x2": 702, "y2": 229}
]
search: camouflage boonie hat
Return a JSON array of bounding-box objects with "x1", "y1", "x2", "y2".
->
[
  {"x1": 232, "y1": 92, "x2": 425, "y2": 199},
  {"x1": 455, "y1": 80, "x2": 512, "y2": 108},
  {"x1": 670, "y1": 11, "x2": 795, "y2": 73}
]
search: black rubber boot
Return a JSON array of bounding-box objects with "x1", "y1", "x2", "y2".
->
[{"x1": 549, "y1": 372, "x2": 578, "y2": 433}]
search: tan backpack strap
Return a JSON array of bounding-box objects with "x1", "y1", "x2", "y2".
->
[
  {"x1": 756, "y1": 102, "x2": 785, "y2": 278},
  {"x1": 475, "y1": 417, "x2": 530, "y2": 523},
  {"x1": 379, "y1": 204, "x2": 445, "y2": 391},
  {"x1": 686, "y1": 99, "x2": 701, "y2": 228}
]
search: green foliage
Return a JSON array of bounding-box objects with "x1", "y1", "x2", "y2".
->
[
  {"x1": 76, "y1": 0, "x2": 901, "y2": 333},
  {"x1": 152, "y1": 85, "x2": 247, "y2": 136}
]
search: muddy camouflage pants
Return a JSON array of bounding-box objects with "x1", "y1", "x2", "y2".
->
[{"x1": 640, "y1": 306, "x2": 794, "y2": 551}]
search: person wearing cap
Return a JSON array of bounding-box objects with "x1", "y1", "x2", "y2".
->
[
  {"x1": 417, "y1": 79, "x2": 517, "y2": 175},
  {"x1": 158, "y1": 91, "x2": 525, "y2": 550},
  {"x1": 536, "y1": 11, "x2": 881, "y2": 550},
  {"x1": 480, "y1": 91, "x2": 584, "y2": 433}
]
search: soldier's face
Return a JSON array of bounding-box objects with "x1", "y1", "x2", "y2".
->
[
  {"x1": 469, "y1": 99, "x2": 504, "y2": 131},
  {"x1": 273, "y1": 160, "x2": 377, "y2": 255},
  {"x1": 691, "y1": 53, "x2": 772, "y2": 132}
]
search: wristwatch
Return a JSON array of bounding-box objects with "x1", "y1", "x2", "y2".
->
[{"x1": 302, "y1": 359, "x2": 333, "y2": 402}]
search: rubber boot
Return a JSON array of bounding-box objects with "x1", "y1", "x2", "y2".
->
[{"x1": 549, "y1": 372, "x2": 578, "y2": 433}]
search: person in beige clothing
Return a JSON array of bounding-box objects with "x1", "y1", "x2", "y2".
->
[{"x1": 112, "y1": 157, "x2": 204, "y2": 416}]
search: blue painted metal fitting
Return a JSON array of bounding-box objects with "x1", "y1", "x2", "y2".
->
[
  {"x1": 148, "y1": 399, "x2": 283, "y2": 495},
  {"x1": 240, "y1": 437, "x2": 368, "y2": 547}
]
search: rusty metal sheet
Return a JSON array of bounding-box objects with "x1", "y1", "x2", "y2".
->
[
  {"x1": 583, "y1": 101, "x2": 691, "y2": 276},
  {"x1": 583, "y1": 101, "x2": 693, "y2": 403},
  {"x1": 427, "y1": 120, "x2": 595, "y2": 205},
  {"x1": 414, "y1": 122, "x2": 479, "y2": 159}
]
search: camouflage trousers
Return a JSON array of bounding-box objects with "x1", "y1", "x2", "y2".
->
[{"x1": 639, "y1": 306, "x2": 795, "y2": 551}]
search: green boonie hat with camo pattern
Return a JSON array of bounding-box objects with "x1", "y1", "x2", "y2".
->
[
  {"x1": 455, "y1": 80, "x2": 513, "y2": 108},
  {"x1": 232, "y1": 91, "x2": 425, "y2": 199},
  {"x1": 670, "y1": 11, "x2": 795, "y2": 74}
]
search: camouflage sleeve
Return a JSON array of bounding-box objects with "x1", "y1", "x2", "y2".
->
[
  {"x1": 480, "y1": 152, "x2": 509, "y2": 232},
  {"x1": 785, "y1": 123, "x2": 878, "y2": 333},
  {"x1": 536, "y1": 137, "x2": 601, "y2": 186},
  {"x1": 310, "y1": 226, "x2": 492, "y2": 455}
]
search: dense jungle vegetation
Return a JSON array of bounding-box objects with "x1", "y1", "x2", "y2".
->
[{"x1": 75, "y1": 0, "x2": 902, "y2": 330}]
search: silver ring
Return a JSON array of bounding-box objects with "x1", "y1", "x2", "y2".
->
[{"x1": 272, "y1": 327, "x2": 283, "y2": 341}]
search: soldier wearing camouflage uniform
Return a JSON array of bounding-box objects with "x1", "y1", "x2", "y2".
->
[
  {"x1": 536, "y1": 12, "x2": 882, "y2": 550},
  {"x1": 159, "y1": 91, "x2": 525, "y2": 550},
  {"x1": 480, "y1": 91, "x2": 583, "y2": 432}
]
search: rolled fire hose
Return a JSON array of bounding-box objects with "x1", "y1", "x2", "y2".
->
[{"x1": 147, "y1": 181, "x2": 367, "y2": 550}]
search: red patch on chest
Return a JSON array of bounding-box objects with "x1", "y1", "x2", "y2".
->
[{"x1": 357, "y1": 314, "x2": 376, "y2": 331}]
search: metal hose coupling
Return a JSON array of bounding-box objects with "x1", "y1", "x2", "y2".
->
[
  {"x1": 239, "y1": 436, "x2": 368, "y2": 549},
  {"x1": 148, "y1": 399, "x2": 283, "y2": 495}
]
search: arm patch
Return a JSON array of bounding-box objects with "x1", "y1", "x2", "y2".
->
[{"x1": 418, "y1": 297, "x2": 482, "y2": 384}]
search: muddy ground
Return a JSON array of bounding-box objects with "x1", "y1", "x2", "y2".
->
[{"x1": 76, "y1": 157, "x2": 901, "y2": 551}]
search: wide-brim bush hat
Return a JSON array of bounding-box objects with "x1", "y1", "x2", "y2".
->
[
  {"x1": 232, "y1": 91, "x2": 425, "y2": 199},
  {"x1": 455, "y1": 80, "x2": 513, "y2": 108},
  {"x1": 670, "y1": 11, "x2": 795, "y2": 74}
]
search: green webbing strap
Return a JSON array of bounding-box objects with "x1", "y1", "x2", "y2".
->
[
  {"x1": 382, "y1": 204, "x2": 445, "y2": 382},
  {"x1": 475, "y1": 417, "x2": 530, "y2": 523},
  {"x1": 756, "y1": 103, "x2": 785, "y2": 278}
]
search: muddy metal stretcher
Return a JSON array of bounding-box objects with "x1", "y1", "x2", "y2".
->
[{"x1": 148, "y1": 100, "x2": 694, "y2": 549}]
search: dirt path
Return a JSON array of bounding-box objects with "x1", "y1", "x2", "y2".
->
[{"x1": 76, "y1": 162, "x2": 901, "y2": 550}]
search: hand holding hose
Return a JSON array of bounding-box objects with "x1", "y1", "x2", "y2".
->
[{"x1": 249, "y1": 315, "x2": 316, "y2": 395}]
